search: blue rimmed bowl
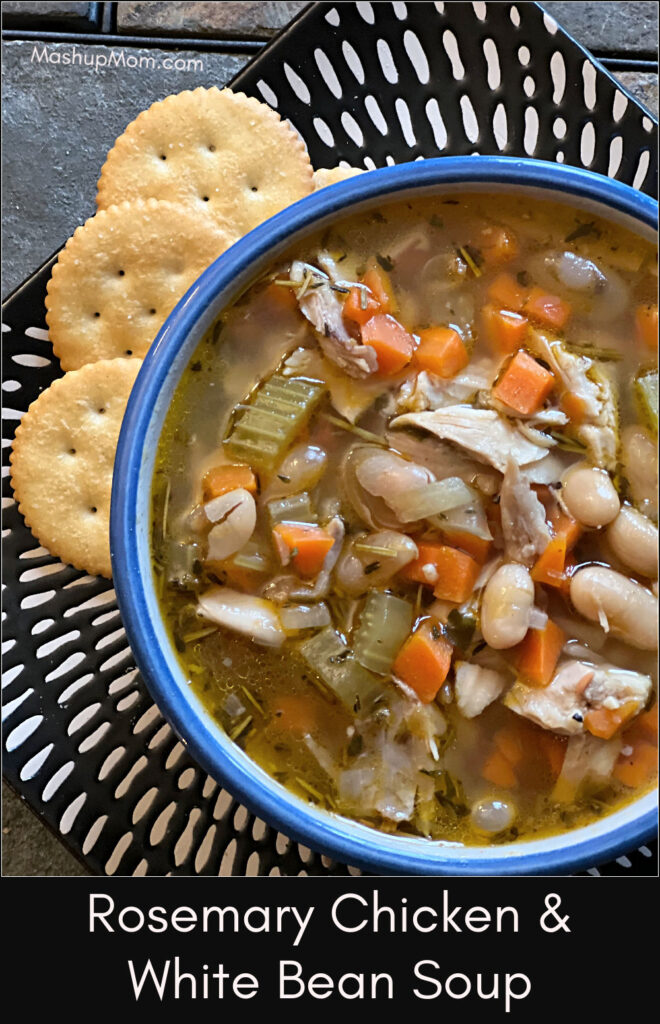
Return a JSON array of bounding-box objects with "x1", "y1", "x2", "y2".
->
[{"x1": 111, "y1": 156, "x2": 658, "y2": 875}]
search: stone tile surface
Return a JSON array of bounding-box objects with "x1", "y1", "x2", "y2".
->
[
  {"x1": 2, "y1": 40, "x2": 247, "y2": 297},
  {"x1": 616, "y1": 70, "x2": 659, "y2": 116},
  {"x1": 2, "y1": 782, "x2": 90, "y2": 876},
  {"x1": 543, "y1": 1, "x2": 658, "y2": 55},
  {"x1": 117, "y1": 1, "x2": 309, "y2": 38},
  {"x1": 1, "y1": 1, "x2": 97, "y2": 29}
]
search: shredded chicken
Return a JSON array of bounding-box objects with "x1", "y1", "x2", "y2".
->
[
  {"x1": 298, "y1": 281, "x2": 378, "y2": 378},
  {"x1": 454, "y1": 662, "x2": 508, "y2": 719},
  {"x1": 499, "y1": 459, "x2": 551, "y2": 565},
  {"x1": 504, "y1": 659, "x2": 652, "y2": 735},
  {"x1": 396, "y1": 360, "x2": 494, "y2": 414},
  {"x1": 386, "y1": 430, "x2": 501, "y2": 495},
  {"x1": 261, "y1": 516, "x2": 345, "y2": 604},
  {"x1": 390, "y1": 405, "x2": 552, "y2": 473},
  {"x1": 528, "y1": 330, "x2": 618, "y2": 469},
  {"x1": 553, "y1": 733, "x2": 622, "y2": 802},
  {"x1": 283, "y1": 347, "x2": 388, "y2": 423}
]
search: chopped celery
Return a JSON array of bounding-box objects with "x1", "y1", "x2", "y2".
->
[
  {"x1": 635, "y1": 369, "x2": 658, "y2": 434},
  {"x1": 232, "y1": 541, "x2": 273, "y2": 574},
  {"x1": 389, "y1": 477, "x2": 474, "y2": 522},
  {"x1": 267, "y1": 491, "x2": 317, "y2": 527},
  {"x1": 280, "y1": 603, "x2": 331, "y2": 632},
  {"x1": 299, "y1": 627, "x2": 382, "y2": 713},
  {"x1": 225, "y1": 374, "x2": 325, "y2": 471},
  {"x1": 353, "y1": 591, "x2": 413, "y2": 676}
]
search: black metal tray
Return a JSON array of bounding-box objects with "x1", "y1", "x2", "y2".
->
[{"x1": 2, "y1": 1, "x2": 657, "y2": 876}]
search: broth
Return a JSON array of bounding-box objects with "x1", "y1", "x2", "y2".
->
[{"x1": 153, "y1": 192, "x2": 658, "y2": 846}]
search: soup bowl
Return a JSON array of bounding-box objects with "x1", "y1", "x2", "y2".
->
[{"x1": 111, "y1": 156, "x2": 657, "y2": 875}]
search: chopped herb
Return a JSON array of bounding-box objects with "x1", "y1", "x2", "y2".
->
[
  {"x1": 445, "y1": 609, "x2": 477, "y2": 652},
  {"x1": 430, "y1": 623, "x2": 443, "y2": 641},
  {"x1": 229, "y1": 715, "x2": 253, "y2": 741},
  {"x1": 565, "y1": 221, "x2": 601, "y2": 243},
  {"x1": 364, "y1": 561, "x2": 381, "y2": 575},
  {"x1": 330, "y1": 284, "x2": 351, "y2": 294},
  {"x1": 354, "y1": 542, "x2": 398, "y2": 557},
  {"x1": 180, "y1": 625, "x2": 218, "y2": 643},
  {"x1": 458, "y1": 245, "x2": 483, "y2": 277},
  {"x1": 376, "y1": 253, "x2": 394, "y2": 272},
  {"x1": 549, "y1": 430, "x2": 587, "y2": 454},
  {"x1": 371, "y1": 211, "x2": 387, "y2": 223},
  {"x1": 190, "y1": 360, "x2": 202, "y2": 372},
  {"x1": 241, "y1": 685, "x2": 264, "y2": 715},
  {"x1": 347, "y1": 732, "x2": 364, "y2": 757},
  {"x1": 442, "y1": 199, "x2": 460, "y2": 205},
  {"x1": 321, "y1": 413, "x2": 388, "y2": 446},
  {"x1": 516, "y1": 270, "x2": 531, "y2": 286},
  {"x1": 290, "y1": 547, "x2": 299, "y2": 558},
  {"x1": 429, "y1": 214, "x2": 444, "y2": 228},
  {"x1": 277, "y1": 474, "x2": 291, "y2": 483},
  {"x1": 295, "y1": 777, "x2": 326, "y2": 803}
]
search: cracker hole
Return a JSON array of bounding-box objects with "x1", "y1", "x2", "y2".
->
[
  {"x1": 124, "y1": 349, "x2": 133, "y2": 356},
  {"x1": 149, "y1": 309, "x2": 157, "y2": 316},
  {"x1": 69, "y1": 448, "x2": 76, "y2": 455},
  {"x1": 160, "y1": 154, "x2": 167, "y2": 160},
  {"x1": 208, "y1": 144, "x2": 216, "y2": 152},
  {"x1": 90, "y1": 506, "x2": 98, "y2": 514},
  {"x1": 202, "y1": 195, "x2": 210, "y2": 202},
  {"x1": 250, "y1": 186, "x2": 258, "y2": 192},
  {"x1": 118, "y1": 269, "x2": 125, "y2": 277},
  {"x1": 93, "y1": 312, "x2": 100, "y2": 318},
  {"x1": 98, "y1": 407, "x2": 106, "y2": 414}
]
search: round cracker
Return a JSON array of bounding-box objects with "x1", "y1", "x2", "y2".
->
[
  {"x1": 313, "y1": 166, "x2": 365, "y2": 190},
  {"x1": 10, "y1": 358, "x2": 141, "y2": 578},
  {"x1": 46, "y1": 198, "x2": 232, "y2": 371},
  {"x1": 96, "y1": 87, "x2": 314, "y2": 236}
]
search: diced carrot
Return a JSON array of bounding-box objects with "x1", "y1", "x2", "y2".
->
[
  {"x1": 523, "y1": 287, "x2": 571, "y2": 330},
  {"x1": 628, "y1": 707, "x2": 659, "y2": 743},
  {"x1": 531, "y1": 536, "x2": 567, "y2": 589},
  {"x1": 635, "y1": 303, "x2": 658, "y2": 352},
  {"x1": 272, "y1": 523, "x2": 334, "y2": 578},
  {"x1": 538, "y1": 731, "x2": 567, "y2": 780},
  {"x1": 481, "y1": 304, "x2": 529, "y2": 354},
  {"x1": 263, "y1": 281, "x2": 299, "y2": 311},
  {"x1": 584, "y1": 700, "x2": 640, "y2": 741},
  {"x1": 492, "y1": 349, "x2": 555, "y2": 415},
  {"x1": 613, "y1": 741, "x2": 657, "y2": 788},
  {"x1": 343, "y1": 284, "x2": 381, "y2": 326},
  {"x1": 487, "y1": 272, "x2": 527, "y2": 313},
  {"x1": 271, "y1": 694, "x2": 318, "y2": 734},
  {"x1": 392, "y1": 621, "x2": 453, "y2": 703},
  {"x1": 401, "y1": 542, "x2": 480, "y2": 603},
  {"x1": 361, "y1": 313, "x2": 415, "y2": 375},
  {"x1": 414, "y1": 326, "x2": 469, "y2": 378},
  {"x1": 513, "y1": 619, "x2": 566, "y2": 688},
  {"x1": 494, "y1": 727, "x2": 525, "y2": 766},
  {"x1": 364, "y1": 265, "x2": 396, "y2": 313},
  {"x1": 548, "y1": 506, "x2": 582, "y2": 552},
  {"x1": 202, "y1": 463, "x2": 258, "y2": 501},
  {"x1": 477, "y1": 225, "x2": 519, "y2": 265},
  {"x1": 559, "y1": 389, "x2": 589, "y2": 425},
  {"x1": 482, "y1": 750, "x2": 517, "y2": 789},
  {"x1": 438, "y1": 526, "x2": 492, "y2": 564}
]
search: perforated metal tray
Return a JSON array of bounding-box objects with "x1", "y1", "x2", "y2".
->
[{"x1": 3, "y1": 1, "x2": 657, "y2": 876}]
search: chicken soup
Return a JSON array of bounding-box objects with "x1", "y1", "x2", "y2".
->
[{"x1": 153, "y1": 192, "x2": 658, "y2": 845}]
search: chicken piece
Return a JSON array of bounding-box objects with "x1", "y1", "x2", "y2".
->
[
  {"x1": 261, "y1": 516, "x2": 345, "y2": 603},
  {"x1": 499, "y1": 458, "x2": 551, "y2": 565},
  {"x1": 283, "y1": 347, "x2": 389, "y2": 423},
  {"x1": 552, "y1": 733, "x2": 622, "y2": 802},
  {"x1": 504, "y1": 660, "x2": 652, "y2": 735},
  {"x1": 528, "y1": 330, "x2": 618, "y2": 470},
  {"x1": 386, "y1": 430, "x2": 501, "y2": 495},
  {"x1": 454, "y1": 661, "x2": 508, "y2": 719},
  {"x1": 298, "y1": 281, "x2": 378, "y2": 378},
  {"x1": 396, "y1": 360, "x2": 494, "y2": 414},
  {"x1": 390, "y1": 405, "x2": 551, "y2": 473}
]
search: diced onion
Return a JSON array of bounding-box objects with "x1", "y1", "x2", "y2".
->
[
  {"x1": 279, "y1": 603, "x2": 331, "y2": 632},
  {"x1": 388, "y1": 476, "x2": 474, "y2": 522}
]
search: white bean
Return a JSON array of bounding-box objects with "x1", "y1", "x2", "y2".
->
[
  {"x1": 607, "y1": 506, "x2": 658, "y2": 579},
  {"x1": 471, "y1": 798, "x2": 516, "y2": 834},
  {"x1": 570, "y1": 565, "x2": 658, "y2": 651},
  {"x1": 204, "y1": 488, "x2": 256, "y2": 561},
  {"x1": 561, "y1": 464, "x2": 619, "y2": 527},
  {"x1": 481, "y1": 563, "x2": 534, "y2": 650},
  {"x1": 621, "y1": 425, "x2": 658, "y2": 519}
]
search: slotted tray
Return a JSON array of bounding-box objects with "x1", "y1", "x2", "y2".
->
[{"x1": 3, "y1": 1, "x2": 657, "y2": 876}]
